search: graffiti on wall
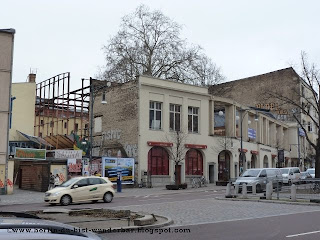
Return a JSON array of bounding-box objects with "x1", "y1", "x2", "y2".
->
[
  {"x1": 124, "y1": 143, "x2": 138, "y2": 158},
  {"x1": 102, "y1": 129, "x2": 122, "y2": 141}
]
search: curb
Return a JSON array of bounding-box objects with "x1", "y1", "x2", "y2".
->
[
  {"x1": 0, "y1": 187, "x2": 225, "y2": 206},
  {"x1": 25, "y1": 208, "x2": 174, "y2": 233},
  {"x1": 215, "y1": 197, "x2": 320, "y2": 206},
  {"x1": 115, "y1": 187, "x2": 224, "y2": 198}
]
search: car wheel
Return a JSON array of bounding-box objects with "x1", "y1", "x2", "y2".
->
[
  {"x1": 91, "y1": 200, "x2": 98, "y2": 203},
  {"x1": 60, "y1": 195, "x2": 72, "y2": 206},
  {"x1": 103, "y1": 192, "x2": 113, "y2": 203},
  {"x1": 256, "y1": 184, "x2": 262, "y2": 193}
]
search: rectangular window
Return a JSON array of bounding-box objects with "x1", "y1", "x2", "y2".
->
[
  {"x1": 149, "y1": 101, "x2": 162, "y2": 130},
  {"x1": 50, "y1": 121, "x2": 54, "y2": 127},
  {"x1": 188, "y1": 107, "x2": 199, "y2": 133},
  {"x1": 169, "y1": 104, "x2": 181, "y2": 131},
  {"x1": 64, "y1": 122, "x2": 67, "y2": 129},
  {"x1": 75, "y1": 123, "x2": 79, "y2": 132},
  {"x1": 308, "y1": 122, "x2": 313, "y2": 132},
  {"x1": 40, "y1": 120, "x2": 44, "y2": 125}
]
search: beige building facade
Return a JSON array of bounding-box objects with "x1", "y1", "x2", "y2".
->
[
  {"x1": 10, "y1": 81, "x2": 36, "y2": 141},
  {"x1": 0, "y1": 29, "x2": 15, "y2": 194},
  {"x1": 92, "y1": 75, "x2": 291, "y2": 186},
  {"x1": 209, "y1": 67, "x2": 318, "y2": 169}
]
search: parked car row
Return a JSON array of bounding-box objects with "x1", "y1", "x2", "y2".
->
[{"x1": 233, "y1": 167, "x2": 316, "y2": 193}]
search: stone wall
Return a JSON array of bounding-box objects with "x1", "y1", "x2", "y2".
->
[
  {"x1": 209, "y1": 67, "x2": 301, "y2": 121},
  {"x1": 92, "y1": 80, "x2": 139, "y2": 162}
]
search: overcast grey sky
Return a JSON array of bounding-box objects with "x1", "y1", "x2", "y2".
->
[{"x1": 2, "y1": 0, "x2": 320, "y2": 90}]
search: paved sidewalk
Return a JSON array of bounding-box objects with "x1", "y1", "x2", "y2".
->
[{"x1": 0, "y1": 184, "x2": 225, "y2": 205}]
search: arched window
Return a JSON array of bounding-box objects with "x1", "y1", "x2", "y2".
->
[
  {"x1": 185, "y1": 149, "x2": 203, "y2": 175},
  {"x1": 148, "y1": 147, "x2": 169, "y2": 175}
]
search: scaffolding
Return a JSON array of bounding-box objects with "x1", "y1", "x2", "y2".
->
[{"x1": 34, "y1": 73, "x2": 90, "y2": 149}]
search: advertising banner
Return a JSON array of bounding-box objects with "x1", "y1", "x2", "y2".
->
[
  {"x1": 248, "y1": 128, "x2": 256, "y2": 139},
  {"x1": 102, "y1": 157, "x2": 134, "y2": 184},
  {"x1": 15, "y1": 148, "x2": 46, "y2": 160},
  {"x1": 55, "y1": 150, "x2": 82, "y2": 159}
]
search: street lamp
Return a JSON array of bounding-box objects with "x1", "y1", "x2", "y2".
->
[
  {"x1": 87, "y1": 77, "x2": 112, "y2": 174},
  {"x1": 236, "y1": 108, "x2": 259, "y2": 173}
]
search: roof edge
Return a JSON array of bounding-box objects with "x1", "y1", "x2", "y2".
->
[{"x1": 0, "y1": 28, "x2": 16, "y2": 34}]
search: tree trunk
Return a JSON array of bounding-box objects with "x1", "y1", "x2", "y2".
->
[{"x1": 175, "y1": 163, "x2": 179, "y2": 186}]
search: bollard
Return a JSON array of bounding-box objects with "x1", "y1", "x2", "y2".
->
[
  {"x1": 242, "y1": 183, "x2": 247, "y2": 199},
  {"x1": 266, "y1": 182, "x2": 272, "y2": 200},
  {"x1": 234, "y1": 184, "x2": 239, "y2": 196},
  {"x1": 252, "y1": 182, "x2": 257, "y2": 195},
  {"x1": 291, "y1": 184, "x2": 297, "y2": 201},
  {"x1": 117, "y1": 171, "x2": 122, "y2": 193},
  {"x1": 225, "y1": 183, "x2": 231, "y2": 198}
]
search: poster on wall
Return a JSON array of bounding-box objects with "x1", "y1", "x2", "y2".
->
[
  {"x1": 82, "y1": 158, "x2": 89, "y2": 176},
  {"x1": 102, "y1": 157, "x2": 134, "y2": 184},
  {"x1": 50, "y1": 165, "x2": 67, "y2": 184}
]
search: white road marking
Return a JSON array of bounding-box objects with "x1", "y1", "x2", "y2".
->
[{"x1": 286, "y1": 230, "x2": 320, "y2": 238}]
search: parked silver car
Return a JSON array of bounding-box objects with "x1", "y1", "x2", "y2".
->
[
  {"x1": 280, "y1": 167, "x2": 301, "y2": 184},
  {"x1": 233, "y1": 168, "x2": 282, "y2": 193},
  {"x1": 306, "y1": 168, "x2": 315, "y2": 178}
]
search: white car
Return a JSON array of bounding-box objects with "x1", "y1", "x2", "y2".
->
[
  {"x1": 306, "y1": 168, "x2": 315, "y2": 178},
  {"x1": 280, "y1": 167, "x2": 301, "y2": 184},
  {"x1": 44, "y1": 176, "x2": 115, "y2": 206}
]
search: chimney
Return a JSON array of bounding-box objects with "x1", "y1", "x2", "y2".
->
[{"x1": 29, "y1": 73, "x2": 36, "y2": 83}]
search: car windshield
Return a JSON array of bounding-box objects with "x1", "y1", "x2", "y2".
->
[
  {"x1": 307, "y1": 169, "x2": 315, "y2": 174},
  {"x1": 59, "y1": 178, "x2": 79, "y2": 187},
  {"x1": 241, "y1": 169, "x2": 261, "y2": 177},
  {"x1": 280, "y1": 169, "x2": 289, "y2": 174}
]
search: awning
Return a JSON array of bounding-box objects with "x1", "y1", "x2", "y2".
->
[
  {"x1": 238, "y1": 148, "x2": 248, "y2": 153},
  {"x1": 147, "y1": 141, "x2": 173, "y2": 147},
  {"x1": 185, "y1": 144, "x2": 207, "y2": 149},
  {"x1": 44, "y1": 135, "x2": 74, "y2": 149},
  {"x1": 18, "y1": 131, "x2": 53, "y2": 147}
]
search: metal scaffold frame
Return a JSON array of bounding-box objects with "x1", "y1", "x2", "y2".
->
[{"x1": 34, "y1": 73, "x2": 90, "y2": 149}]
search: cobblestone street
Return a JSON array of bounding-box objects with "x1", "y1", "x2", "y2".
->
[{"x1": 108, "y1": 196, "x2": 320, "y2": 227}]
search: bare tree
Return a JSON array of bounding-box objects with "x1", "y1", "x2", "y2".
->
[
  {"x1": 264, "y1": 52, "x2": 320, "y2": 177},
  {"x1": 211, "y1": 135, "x2": 234, "y2": 155},
  {"x1": 165, "y1": 130, "x2": 189, "y2": 185},
  {"x1": 100, "y1": 5, "x2": 224, "y2": 85}
]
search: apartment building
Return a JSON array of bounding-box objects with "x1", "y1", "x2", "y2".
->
[{"x1": 0, "y1": 29, "x2": 15, "y2": 194}]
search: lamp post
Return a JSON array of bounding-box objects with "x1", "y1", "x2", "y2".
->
[
  {"x1": 87, "y1": 77, "x2": 111, "y2": 174},
  {"x1": 236, "y1": 109, "x2": 259, "y2": 173}
]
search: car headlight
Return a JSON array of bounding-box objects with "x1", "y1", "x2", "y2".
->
[
  {"x1": 45, "y1": 192, "x2": 51, "y2": 197},
  {"x1": 52, "y1": 192, "x2": 61, "y2": 196}
]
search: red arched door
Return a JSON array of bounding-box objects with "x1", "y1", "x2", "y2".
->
[
  {"x1": 148, "y1": 147, "x2": 169, "y2": 175},
  {"x1": 185, "y1": 149, "x2": 203, "y2": 175}
]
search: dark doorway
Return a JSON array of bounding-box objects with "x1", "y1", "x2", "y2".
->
[
  {"x1": 209, "y1": 165, "x2": 215, "y2": 183},
  {"x1": 218, "y1": 151, "x2": 230, "y2": 181},
  {"x1": 18, "y1": 168, "x2": 22, "y2": 188}
]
